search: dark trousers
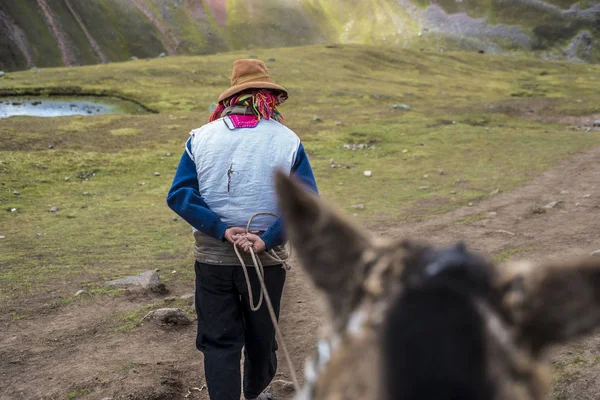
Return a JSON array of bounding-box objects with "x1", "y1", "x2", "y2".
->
[{"x1": 194, "y1": 261, "x2": 286, "y2": 400}]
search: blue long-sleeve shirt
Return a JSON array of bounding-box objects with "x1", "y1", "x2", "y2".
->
[{"x1": 167, "y1": 139, "x2": 318, "y2": 250}]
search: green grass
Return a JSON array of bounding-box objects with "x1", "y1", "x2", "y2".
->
[
  {"x1": 493, "y1": 247, "x2": 527, "y2": 262},
  {"x1": 117, "y1": 362, "x2": 138, "y2": 373},
  {"x1": 457, "y1": 212, "x2": 487, "y2": 225},
  {"x1": 1, "y1": 44, "x2": 600, "y2": 316},
  {"x1": 67, "y1": 388, "x2": 90, "y2": 400},
  {"x1": 552, "y1": 353, "x2": 591, "y2": 398}
]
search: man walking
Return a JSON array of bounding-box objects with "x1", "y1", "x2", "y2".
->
[{"x1": 167, "y1": 59, "x2": 318, "y2": 400}]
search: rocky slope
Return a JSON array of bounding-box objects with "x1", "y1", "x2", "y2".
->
[{"x1": 0, "y1": 0, "x2": 598, "y2": 71}]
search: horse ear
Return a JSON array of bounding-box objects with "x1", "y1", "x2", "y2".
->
[
  {"x1": 502, "y1": 257, "x2": 600, "y2": 354},
  {"x1": 275, "y1": 171, "x2": 375, "y2": 319}
]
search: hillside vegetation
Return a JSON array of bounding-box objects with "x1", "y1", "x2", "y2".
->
[
  {"x1": 1, "y1": 44, "x2": 600, "y2": 307},
  {"x1": 1, "y1": 0, "x2": 598, "y2": 71}
]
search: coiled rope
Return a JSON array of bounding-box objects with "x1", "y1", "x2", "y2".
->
[{"x1": 233, "y1": 212, "x2": 301, "y2": 393}]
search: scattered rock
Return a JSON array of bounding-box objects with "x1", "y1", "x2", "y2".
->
[
  {"x1": 335, "y1": 121, "x2": 343, "y2": 126},
  {"x1": 423, "y1": 174, "x2": 429, "y2": 178},
  {"x1": 363, "y1": 170, "x2": 372, "y2": 177},
  {"x1": 171, "y1": 270, "x2": 177, "y2": 274},
  {"x1": 140, "y1": 182, "x2": 146, "y2": 186},
  {"x1": 130, "y1": 56, "x2": 138, "y2": 61},
  {"x1": 591, "y1": 250, "x2": 600, "y2": 257},
  {"x1": 450, "y1": 190, "x2": 457, "y2": 194},
  {"x1": 488, "y1": 212, "x2": 497, "y2": 217},
  {"x1": 104, "y1": 270, "x2": 167, "y2": 293},
  {"x1": 352, "y1": 204, "x2": 365, "y2": 209},
  {"x1": 560, "y1": 190, "x2": 570, "y2": 195},
  {"x1": 0, "y1": 235, "x2": 5, "y2": 239},
  {"x1": 171, "y1": 217, "x2": 178, "y2": 222},
  {"x1": 12, "y1": 191, "x2": 19, "y2": 195},
  {"x1": 593, "y1": 121, "x2": 600, "y2": 127},
  {"x1": 490, "y1": 189, "x2": 499, "y2": 196},
  {"x1": 543, "y1": 201, "x2": 561, "y2": 209},
  {"x1": 75, "y1": 289, "x2": 86, "y2": 296},
  {"x1": 565, "y1": 31, "x2": 594, "y2": 62},
  {"x1": 180, "y1": 293, "x2": 194, "y2": 300},
  {"x1": 402, "y1": 149, "x2": 408, "y2": 154},
  {"x1": 270, "y1": 380, "x2": 296, "y2": 398},
  {"x1": 0, "y1": 71, "x2": 4, "y2": 78},
  {"x1": 390, "y1": 104, "x2": 411, "y2": 110},
  {"x1": 32, "y1": 101, "x2": 41, "y2": 106},
  {"x1": 166, "y1": 153, "x2": 172, "y2": 157},
  {"x1": 9, "y1": 208, "x2": 17, "y2": 212},
  {"x1": 338, "y1": 182, "x2": 344, "y2": 186},
  {"x1": 48, "y1": 145, "x2": 54, "y2": 149},
  {"x1": 468, "y1": 202, "x2": 473, "y2": 206},
  {"x1": 583, "y1": 194, "x2": 591, "y2": 198},
  {"x1": 141, "y1": 308, "x2": 192, "y2": 327},
  {"x1": 455, "y1": 178, "x2": 465, "y2": 183},
  {"x1": 154, "y1": 172, "x2": 161, "y2": 176},
  {"x1": 159, "y1": 52, "x2": 167, "y2": 58},
  {"x1": 576, "y1": 202, "x2": 581, "y2": 207},
  {"x1": 439, "y1": 169, "x2": 444, "y2": 175},
  {"x1": 342, "y1": 143, "x2": 373, "y2": 151},
  {"x1": 49, "y1": 206, "x2": 59, "y2": 213},
  {"x1": 494, "y1": 230, "x2": 516, "y2": 236},
  {"x1": 208, "y1": 104, "x2": 217, "y2": 111},
  {"x1": 312, "y1": 116, "x2": 322, "y2": 122},
  {"x1": 268, "y1": 57, "x2": 276, "y2": 62},
  {"x1": 532, "y1": 206, "x2": 547, "y2": 214},
  {"x1": 248, "y1": 54, "x2": 257, "y2": 59},
  {"x1": 419, "y1": 186, "x2": 429, "y2": 190}
]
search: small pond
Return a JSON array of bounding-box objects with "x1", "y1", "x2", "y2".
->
[{"x1": 0, "y1": 96, "x2": 150, "y2": 118}]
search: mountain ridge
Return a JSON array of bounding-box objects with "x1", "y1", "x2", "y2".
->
[{"x1": 0, "y1": 0, "x2": 598, "y2": 71}]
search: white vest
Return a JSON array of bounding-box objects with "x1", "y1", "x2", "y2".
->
[{"x1": 188, "y1": 117, "x2": 301, "y2": 231}]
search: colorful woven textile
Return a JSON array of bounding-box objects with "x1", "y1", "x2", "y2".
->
[{"x1": 209, "y1": 90, "x2": 285, "y2": 123}]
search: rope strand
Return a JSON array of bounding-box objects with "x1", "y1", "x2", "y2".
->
[{"x1": 234, "y1": 212, "x2": 300, "y2": 393}]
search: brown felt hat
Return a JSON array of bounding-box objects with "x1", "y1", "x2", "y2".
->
[{"x1": 218, "y1": 59, "x2": 288, "y2": 103}]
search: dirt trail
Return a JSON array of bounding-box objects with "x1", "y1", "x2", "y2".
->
[
  {"x1": 1, "y1": 146, "x2": 599, "y2": 399},
  {"x1": 383, "y1": 144, "x2": 599, "y2": 259}
]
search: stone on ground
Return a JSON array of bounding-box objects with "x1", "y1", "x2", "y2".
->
[
  {"x1": 142, "y1": 308, "x2": 192, "y2": 326},
  {"x1": 104, "y1": 270, "x2": 166, "y2": 293},
  {"x1": 270, "y1": 380, "x2": 296, "y2": 398}
]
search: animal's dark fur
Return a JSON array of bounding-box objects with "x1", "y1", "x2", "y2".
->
[{"x1": 385, "y1": 242, "x2": 498, "y2": 400}]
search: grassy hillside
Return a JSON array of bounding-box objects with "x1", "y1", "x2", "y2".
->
[
  {"x1": 1, "y1": 0, "x2": 598, "y2": 71},
  {"x1": 1, "y1": 44, "x2": 600, "y2": 309}
]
